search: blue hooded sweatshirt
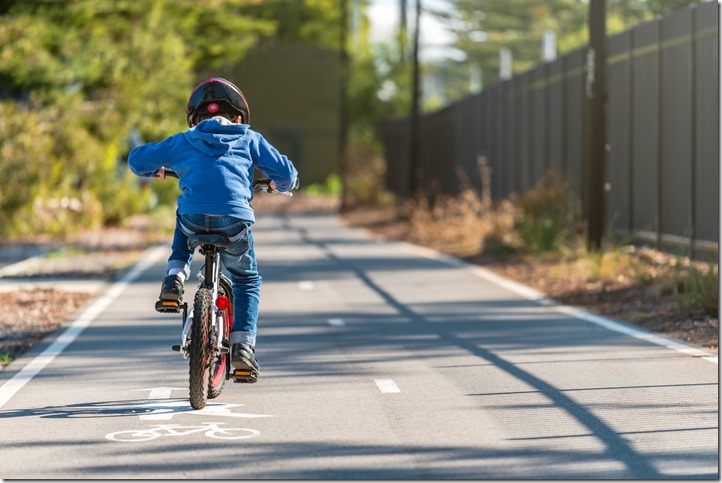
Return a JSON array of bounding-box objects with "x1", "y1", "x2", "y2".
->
[{"x1": 128, "y1": 117, "x2": 298, "y2": 222}]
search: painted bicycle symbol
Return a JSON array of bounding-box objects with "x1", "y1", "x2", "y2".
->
[{"x1": 105, "y1": 422, "x2": 260, "y2": 442}]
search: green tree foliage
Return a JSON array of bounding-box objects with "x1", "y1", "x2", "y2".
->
[
  {"x1": 239, "y1": 0, "x2": 342, "y2": 48},
  {"x1": 0, "y1": 0, "x2": 274, "y2": 237},
  {"x1": 432, "y1": 0, "x2": 699, "y2": 89}
]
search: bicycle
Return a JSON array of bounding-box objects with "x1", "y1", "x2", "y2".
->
[{"x1": 155, "y1": 168, "x2": 292, "y2": 410}]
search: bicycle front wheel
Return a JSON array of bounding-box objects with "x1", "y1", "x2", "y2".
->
[{"x1": 189, "y1": 287, "x2": 212, "y2": 409}]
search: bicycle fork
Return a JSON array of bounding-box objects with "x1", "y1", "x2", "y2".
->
[{"x1": 173, "y1": 250, "x2": 228, "y2": 360}]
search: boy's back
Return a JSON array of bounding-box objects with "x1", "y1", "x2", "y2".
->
[{"x1": 128, "y1": 116, "x2": 297, "y2": 222}]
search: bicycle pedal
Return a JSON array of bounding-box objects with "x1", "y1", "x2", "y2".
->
[
  {"x1": 171, "y1": 345, "x2": 181, "y2": 352},
  {"x1": 155, "y1": 300, "x2": 181, "y2": 313},
  {"x1": 232, "y1": 370, "x2": 258, "y2": 384}
]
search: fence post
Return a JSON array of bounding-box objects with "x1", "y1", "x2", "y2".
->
[
  {"x1": 655, "y1": 17, "x2": 663, "y2": 250},
  {"x1": 586, "y1": 0, "x2": 607, "y2": 251},
  {"x1": 408, "y1": 0, "x2": 422, "y2": 197},
  {"x1": 689, "y1": 5, "x2": 697, "y2": 258}
]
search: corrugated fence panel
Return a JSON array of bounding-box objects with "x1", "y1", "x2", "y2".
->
[
  {"x1": 532, "y1": 66, "x2": 546, "y2": 183},
  {"x1": 519, "y1": 71, "x2": 533, "y2": 193},
  {"x1": 456, "y1": 95, "x2": 479, "y2": 192},
  {"x1": 631, "y1": 20, "x2": 660, "y2": 235},
  {"x1": 693, "y1": 2, "x2": 719, "y2": 247},
  {"x1": 564, "y1": 49, "x2": 586, "y2": 205},
  {"x1": 606, "y1": 31, "x2": 632, "y2": 234},
  {"x1": 484, "y1": 86, "x2": 501, "y2": 200},
  {"x1": 499, "y1": 81, "x2": 513, "y2": 201},
  {"x1": 548, "y1": 58, "x2": 564, "y2": 178},
  {"x1": 425, "y1": 105, "x2": 454, "y2": 194},
  {"x1": 487, "y1": 84, "x2": 506, "y2": 201},
  {"x1": 511, "y1": 76, "x2": 523, "y2": 195},
  {"x1": 388, "y1": 119, "x2": 409, "y2": 197},
  {"x1": 661, "y1": 9, "x2": 694, "y2": 241},
  {"x1": 377, "y1": 4, "x2": 718, "y2": 251}
]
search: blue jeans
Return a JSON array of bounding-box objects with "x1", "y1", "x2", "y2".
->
[{"x1": 167, "y1": 213, "x2": 261, "y2": 347}]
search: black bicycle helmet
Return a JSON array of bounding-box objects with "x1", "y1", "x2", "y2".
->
[{"x1": 186, "y1": 77, "x2": 250, "y2": 127}]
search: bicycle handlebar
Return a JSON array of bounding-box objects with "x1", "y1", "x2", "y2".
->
[
  {"x1": 163, "y1": 168, "x2": 179, "y2": 179},
  {"x1": 157, "y1": 169, "x2": 293, "y2": 197},
  {"x1": 252, "y1": 178, "x2": 293, "y2": 196}
]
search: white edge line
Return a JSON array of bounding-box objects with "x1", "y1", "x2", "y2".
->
[
  {"x1": 0, "y1": 254, "x2": 46, "y2": 278},
  {"x1": 0, "y1": 245, "x2": 168, "y2": 409},
  {"x1": 400, "y1": 242, "x2": 719, "y2": 365}
]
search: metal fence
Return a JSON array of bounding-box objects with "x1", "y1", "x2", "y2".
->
[{"x1": 378, "y1": 2, "x2": 719, "y2": 254}]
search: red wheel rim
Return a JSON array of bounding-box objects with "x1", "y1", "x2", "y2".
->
[{"x1": 209, "y1": 304, "x2": 233, "y2": 387}]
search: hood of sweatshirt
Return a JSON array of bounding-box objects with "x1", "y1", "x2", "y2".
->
[{"x1": 183, "y1": 117, "x2": 250, "y2": 157}]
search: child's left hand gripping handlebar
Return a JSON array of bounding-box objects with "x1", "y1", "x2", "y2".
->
[
  {"x1": 152, "y1": 167, "x2": 178, "y2": 179},
  {"x1": 252, "y1": 177, "x2": 298, "y2": 197}
]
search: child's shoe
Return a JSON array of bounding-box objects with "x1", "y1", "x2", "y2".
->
[
  {"x1": 155, "y1": 274, "x2": 184, "y2": 312},
  {"x1": 231, "y1": 344, "x2": 260, "y2": 383}
]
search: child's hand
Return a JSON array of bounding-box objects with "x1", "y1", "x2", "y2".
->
[{"x1": 152, "y1": 167, "x2": 167, "y2": 179}]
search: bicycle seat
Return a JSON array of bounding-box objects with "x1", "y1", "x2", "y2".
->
[{"x1": 187, "y1": 234, "x2": 231, "y2": 250}]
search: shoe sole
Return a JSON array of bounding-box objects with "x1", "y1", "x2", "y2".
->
[
  {"x1": 231, "y1": 357, "x2": 259, "y2": 372},
  {"x1": 161, "y1": 292, "x2": 182, "y2": 302}
]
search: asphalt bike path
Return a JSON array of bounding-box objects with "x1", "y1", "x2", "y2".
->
[{"x1": 0, "y1": 214, "x2": 717, "y2": 479}]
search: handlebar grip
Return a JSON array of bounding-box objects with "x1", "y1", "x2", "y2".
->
[{"x1": 253, "y1": 178, "x2": 272, "y2": 187}]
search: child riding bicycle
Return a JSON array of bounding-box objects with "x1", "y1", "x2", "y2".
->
[{"x1": 128, "y1": 77, "x2": 299, "y2": 382}]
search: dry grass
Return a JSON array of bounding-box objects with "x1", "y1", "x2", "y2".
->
[{"x1": 344, "y1": 163, "x2": 717, "y2": 349}]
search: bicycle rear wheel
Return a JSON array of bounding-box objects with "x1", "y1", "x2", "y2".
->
[
  {"x1": 189, "y1": 287, "x2": 212, "y2": 409},
  {"x1": 208, "y1": 276, "x2": 233, "y2": 399}
]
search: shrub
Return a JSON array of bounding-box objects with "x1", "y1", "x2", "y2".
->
[
  {"x1": 674, "y1": 261, "x2": 719, "y2": 317},
  {"x1": 514, "y1": 174, "x2": 577, "y2": 252}
]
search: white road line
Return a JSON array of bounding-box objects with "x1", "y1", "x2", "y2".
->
[
  {"x1": 0, "y1": 255, "x2": 45, "y2": 278},
  {"x1": 375, "y1": 379, "x2": 401, "y2": 393},
  {"x1": 298, "y1": 280, "x2": 315, "y2": 290},
  {"x1": 0, "y1": 245, "x2": 168, "y2": 410},
  {"x1": 328, "y1": 318, "x2": 346, "y2": 327},
  {"x1": 400, "y1": 242, "x2": 719, "y2": 365}
]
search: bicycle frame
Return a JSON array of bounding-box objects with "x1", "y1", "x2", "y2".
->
[
  {"x1": 159, "y1": 168, "x2": 294, "y2": 408},
  {"x1": 180, "y1": 245, "x2": 228, "y2": 360}
]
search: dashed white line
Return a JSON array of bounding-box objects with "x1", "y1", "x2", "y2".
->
[
  {"x1": 298, "y1": 280, "x2": 315, "y2": 290},
  {"x1": 375, "y1": 379, "x2": 401, "y2": 393},
  {"x1": 328, "y1": 318, "x2": 346, "y2": 327}
]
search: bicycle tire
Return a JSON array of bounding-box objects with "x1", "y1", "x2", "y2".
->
[
  {"x1": 189, "y1": 288, "x2": 212, "y2": 409},
  {"x1": 208, "y1": 276, "x2": 233, "y2": 399}
]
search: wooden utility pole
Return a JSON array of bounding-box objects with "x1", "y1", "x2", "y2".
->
[
  {"x1": 399, "y1": 0, "x2": 408, "y2": 61},
  {"x1": 586, "y1": 0, "x2": 607, "y2": 251},
  {"x1": 338, "y1": 0, "x2": 350, "y2": 210},
  {"x1": 408, "y1": 0, "x2": 422, "y2": 198}
]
